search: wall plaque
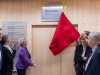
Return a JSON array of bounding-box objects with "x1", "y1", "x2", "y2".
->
[{"x1": 41, "y1": 2, "x2": 63, "y2": 21}]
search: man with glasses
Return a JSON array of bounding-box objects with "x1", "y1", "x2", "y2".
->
[{"x1": 84, "y1": 32, "x2": 100, "y2": 75}]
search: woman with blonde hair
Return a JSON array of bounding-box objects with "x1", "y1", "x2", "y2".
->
[
  {"x1": 73, "y1": 33, "x2": 92, "y2": 75},
  {"x1": 16, "y1": 37, "x2": 36, "y2": 75}
]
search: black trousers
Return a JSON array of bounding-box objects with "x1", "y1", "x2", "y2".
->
[
  {"x1": 17, "y1": 69, "x2": 26, "y2": 75},
  {"x1": 4, "y1": 71, "x2": 12, "y2": 75},
  {"x1": 0, "y1": 69, "x2": 5, "y2": 75},
  {"x1": 75, "y1": 66, "x2": 84, "y2": 75},
  {"x1": 0, "y1": 69, "x2": 2, "y2": 75}
]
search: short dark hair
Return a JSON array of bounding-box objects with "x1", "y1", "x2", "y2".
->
[
  {"x1": 2, "y1": 34, "x2": 9, "y2": 45},
  {"x1": 84, "y1": 30, "x2": 90, "y2": 36}
]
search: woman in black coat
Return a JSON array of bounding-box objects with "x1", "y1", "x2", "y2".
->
[
  {"x1": 2, "y1": 34, "x2": 18, "y2": 75},
  {"x1": 73, "y1": 33, "x2": 92, "y2": 75}
]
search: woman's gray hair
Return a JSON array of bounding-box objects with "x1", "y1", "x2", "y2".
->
[
  {"x1": 89, "y1": 32, "x2": 100, "y2": 42},
  {"x1": 2, "y1": 34, "x2": 9, "y2": 45},
  {"x1": 19, "y1": 37, "x2": 26, "y2": 46}
]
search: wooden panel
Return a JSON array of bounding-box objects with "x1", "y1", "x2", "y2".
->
[
  {"x1": 5, "y1": 0, "x2": 11, "y2": 20},
  {"x1": 61, "y1": 47, "x2": 76, "y2": 75},
  {"x1": 16, "y1": 0, "x2": 22, "y2": 20},
  {"x1": 32, "y1": 25, "x2": 77, "y2": 75},
  {"x1": 0, "y1": 0, "x2": 100, "y2": 75},
  {"x1": 67, "y1": 0, "x2": 73, "y2": 22},
  {"x1": 96, "y1": 0, "x2": 100, "y2": 31},
  {"x1": 77, "y1": 0, "x2": 84, "y2": 33},
  {"x1": 32, "y1": 25, "x2": 60, "y2": 75},
  {"x1": 73, "y1": 0, "x2": 78, "y2": 24},
  {"x1": 90, "y1": 0, "x2": 97, "y2": 31},
  {"x1": 11, "y1": 0, "x2": 17, "y2": 20},
  {"x1": 31, "y1": 0, "x2": 37, "y2": 25},
  {"x1": 0, "y1": 1, "x2": 6, "y2": 27},
  {"x1": 83, "y1": 0, "x2": 90, "y2": 31}
]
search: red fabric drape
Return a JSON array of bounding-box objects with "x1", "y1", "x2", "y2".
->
[{"x1": 49, "y1": 12, "x2": 80, "y2": 55}]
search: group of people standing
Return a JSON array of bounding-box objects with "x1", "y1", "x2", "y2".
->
[
  {"x1": 0, "y1": 27, "x2": 100, "y2": 75},
  {"x1": 0, "y1": 28, "x2": 36, "y2": 75},
  {"x1": 74, "y1": 31, "x2": 100, "y2": 75}
]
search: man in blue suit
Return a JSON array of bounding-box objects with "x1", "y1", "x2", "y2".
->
[
  {"x1": 84, "y1": 32, "x2": 100, "y2": 75},
  {"x1": 0, "y1": 28, "x2": 4, "y2": 75}
]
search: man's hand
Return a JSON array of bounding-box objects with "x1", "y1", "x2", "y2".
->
[{"x1": 83, "y1": 57, "x2": 87, "y2": 61}]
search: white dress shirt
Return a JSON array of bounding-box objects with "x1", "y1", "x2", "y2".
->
[
  {"x1": 81, "y1": 46, "x2": 86, "y2": 57},
  {"x1": 4, "y1": 45, "x2": 13, "y2": 54}
]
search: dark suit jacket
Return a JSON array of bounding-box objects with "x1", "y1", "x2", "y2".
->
[
  {"x1": 74, "y1": 45, "x2": 92, "y2": 70},
  {"x1": 0, "y1": 43, "x2": 5, "y2": 74},
  {"x1": 2, "y1": 46, "x2": 16, "y2": 72},
  {"x1": 84, "y1": 46, "x2": 100, "y2": 75}
]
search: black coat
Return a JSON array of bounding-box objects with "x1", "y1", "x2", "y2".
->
[
  {"x1": 0, "y1": 43, "x2": 5, "y2": 75},
  {"x1": 2, "y1": 46, "x2": 16, "y2": 74},
  {"x1": 74, "y1": 45, "x2": 92, "y2": 70}
]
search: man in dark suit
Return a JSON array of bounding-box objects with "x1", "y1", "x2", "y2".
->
[
  {"x1": 0, "y1": 28, "x2": 4, "y2": 75},
  {"x1": 84, "y1": 32, "x2": 100, "y2": 75}
]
